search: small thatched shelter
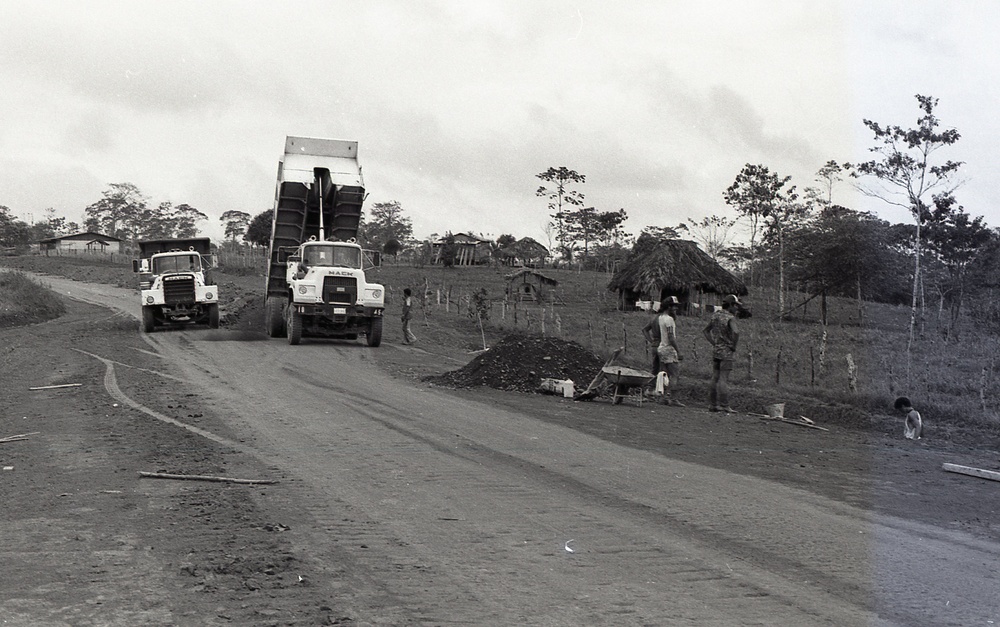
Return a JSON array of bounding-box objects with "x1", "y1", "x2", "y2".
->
[
  {"x1": 505, "y1": 268, "x2": 559, "y2": 303},
  {"x1": 607, "y1": 239, "x2": 747, "y2": 312},
  {"x1": 500, "y1": 237, "x2": 549, "y2": 268}
]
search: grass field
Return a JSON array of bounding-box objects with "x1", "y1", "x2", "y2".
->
[
  {"x1": 0, "y1": 269, "x2": 67, "y2": 328},
  {"x1": 4, "y1": 252, "x2": 998, "y2": 445},
  {"x1": 365, "y1": 262, "x2": 1000, "y2": 440}
]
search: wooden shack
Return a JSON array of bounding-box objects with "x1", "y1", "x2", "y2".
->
[{"x1": 505, "y1": 268, "x2": 559, "y2": 303}]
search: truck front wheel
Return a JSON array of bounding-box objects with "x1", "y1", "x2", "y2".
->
[
  {"x1": 366, "y1": 317, "x2": 383, "y2": 347},
  {"x1": 265, "y1": 296, "x2": 286, "y2": 337},
  {"x1": 207, "y1": 303, "x2": 220, "y2": 329},
  {"x1": 142, "y1": 306, "x2": 156, "y2": 333},
  {"x1": 287, "y1": 308, "x2": 303, "y2": 345}
]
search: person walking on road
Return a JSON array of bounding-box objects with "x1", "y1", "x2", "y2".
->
[
  {"x1": 401, "y1": 287, "x2": 417, "y2": 345},
  {"x1": 703, "y1": 294, "x2": 741, "y2": 413},
  {"x1": 655, "y1": 296, "x2": 685, "y2": 407}
]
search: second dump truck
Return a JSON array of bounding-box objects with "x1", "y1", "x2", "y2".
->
[
  {"x1": 133, "y1": 238, "x2": 219, "y2": 333},
  {"x1": 264, "y1": 136, "x2": 385, "y2": 346}
]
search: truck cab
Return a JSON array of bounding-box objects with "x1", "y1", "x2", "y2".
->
[
  {"x1": 134, "y1": 239, "x2": 219, "y2": 332},
  {"x1": 283, "y1": 238, "x2": 384, "y2": 342}
]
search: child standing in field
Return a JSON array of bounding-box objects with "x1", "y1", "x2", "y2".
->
[
  {"x1": 894, "y1": 397, "x2": 923, "y2": 440},
  {"x1": 401, "y1": 287, "x2": 417, "y2": 345}
]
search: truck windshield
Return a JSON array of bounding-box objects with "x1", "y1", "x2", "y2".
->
[
  {"x1": 153, "y1": 254, "x2": 201, "y2": 274},
  {"x1": 303, "y1": 245, "x2": 361, "y2": 269}
]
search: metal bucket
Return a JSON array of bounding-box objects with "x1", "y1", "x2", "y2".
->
[{"x1": 766, "y1": 403, "x2": 785, "y2": 418}]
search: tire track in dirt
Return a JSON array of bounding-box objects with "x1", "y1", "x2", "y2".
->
[{"x1": 72, "y1": 348, "x2": 257, "y2": 458}]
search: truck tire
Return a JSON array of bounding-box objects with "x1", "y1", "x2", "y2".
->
[
  {"x1": 207, "y1": 303, "x2": 220, "y2": 329},
  {"x1": 287, "y1": 308, "x2": 303, "y2": 345},
  {"x1": 366, "y1": 317, "x2": 383, "y2": 347},
  {"x1": 141, "y1": 306, "x2": 156, "y2": 333},
  {"x1": 265, "y1": 296, "x2": 286, "y2": 337}
]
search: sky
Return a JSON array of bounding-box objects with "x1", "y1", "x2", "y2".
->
[{"x1": 1, "y1": 1, "x2": 998, "y2": 246}]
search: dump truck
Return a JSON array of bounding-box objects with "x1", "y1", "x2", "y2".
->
[
  {"x1": 133, "y1": 238, "x2": 219, "y2": 332},
  {"x1": 264, "y1": 136, "x2": 385, "y2": 346}
]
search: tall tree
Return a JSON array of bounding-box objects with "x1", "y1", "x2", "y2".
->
[
  {"x1": 723, "y1": 164, "x2": 797, "y2": 315},
  {"x1": 0, "y1": 205, "x2": 30, "y2": 247},
  {"x1": 220, "y1": 210, "x2": 252, "y2": 244},
  {"x1": 857, "y1": 95, "x2": 963, "y2": 374},
  {"x1": 804, "y1": 160, "x2": 853, "y2": 208},
  {"x1": 685, "y1": 215, "x2": 737, "y2": 261},
  {"x1": 244, "y1": 210, "x2": 272, "y2": 248},
  {"x1": 84, "y1": 182, "x2": 149, "y2": 241},
  {"x1": 787, "y1": 206, "x2": 899, "y2": 323},
  {"x1": 561, "y1": 206, "x2": 627, "y2": 264},
  {"x1": 172, "y1": 204, "x2": 207, "y2": 238},
  {"x1": 922, "y1": 194, "x2": 991, "y2": 335},
  {"x1": 536, "y1": 167, "x2": 585, "y2": 261},
  {"x1": 362, "y1": 201, "x2": 413, "y2": 252}
]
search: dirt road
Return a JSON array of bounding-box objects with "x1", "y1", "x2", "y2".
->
[{"x1": 4, "y1": 274, "x2": 1000, "y2": 625}]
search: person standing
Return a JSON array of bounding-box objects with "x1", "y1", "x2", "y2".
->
[
  {"x1": 656, "y1": 296, "x2": 685, "y2": 407},
  {"x1": 702, "y1": 294, "x2": 741, "y2": 413},
  {"x1": 401, "y1": 287, "x2": 417, "y2": 345},
  {"x1": 641, "y1": 305, "x2": 662, "y2": 377}
]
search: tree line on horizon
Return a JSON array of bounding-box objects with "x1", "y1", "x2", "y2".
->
[{"x1": 3, "y1": 96, "x2": 998, "y2": 337}]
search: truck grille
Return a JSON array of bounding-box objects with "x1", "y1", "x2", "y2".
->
[
  {"x1": 163, "y1": 276, "x2": 196, "y2": 305},
  {"x1": 323, "y1": 276, "x2": 357, "y2": 305}
]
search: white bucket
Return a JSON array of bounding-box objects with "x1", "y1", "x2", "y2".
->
[{"x1": 563, "y1": 380, "x2": 575, "y2": 398}]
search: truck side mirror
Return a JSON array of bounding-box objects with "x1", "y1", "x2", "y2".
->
[{"x1": 132, "y1": 259, "x2": 139, "y2": 273}]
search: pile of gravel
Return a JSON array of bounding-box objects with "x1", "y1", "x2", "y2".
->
[{"x1": 431, "y1": 334, "x2": 606, "y2": 393}]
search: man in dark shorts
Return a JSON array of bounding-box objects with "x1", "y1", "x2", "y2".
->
[{"x1": 702, "y1": 294, "x2": 741, "y2": 413}]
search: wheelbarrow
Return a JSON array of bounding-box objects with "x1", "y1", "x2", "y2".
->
[
  {"x1": 602, "y1": 366, "x2": 655, "y2": 405},
  {"x1": 575, "y1": 348, "x2": 654, "y2": 405}
]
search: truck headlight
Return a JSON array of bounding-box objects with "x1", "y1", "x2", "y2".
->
[
  {"x1": 371, "y1": 289, "x2": 382, "y2": 299},
  {"x1": 298, "y1": 286, "x2": 307, "y2": 295},
  {"x1": 206, "y1": 292, "x2": 214, "y2": 300},
  {"x1": 146, "y1": 296, "x2": 154, "y2": 304}
]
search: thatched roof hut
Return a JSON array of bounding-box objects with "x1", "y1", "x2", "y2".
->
[{"x1": 607, "y1": 239, "x2": 747, "y2": 311}]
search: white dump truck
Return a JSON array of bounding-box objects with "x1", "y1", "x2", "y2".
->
[
  {"x1": 133, "y1": 238, "x2": 219, "y2": 332},
  {"x1": 264, "y1": 136, "x2": 384, "y2": 346}
]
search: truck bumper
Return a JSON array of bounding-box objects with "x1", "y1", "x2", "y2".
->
[{"x1": 293, "y1": 303, "x2": 383, "y2": 318}]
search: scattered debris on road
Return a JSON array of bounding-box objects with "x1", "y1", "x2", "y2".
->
[
  {"x1": 942, "y1": 463, "x2": 1000, "y2": 483},
  {"x1": 138, "y1": 471, "x2": 278, "y2": 485},
  {"x1": 0, "y1": 431, "x2": 39, "y2": 444},
  {"x1": 29, "y1": 383, "x2": 82, "y2": 390}
]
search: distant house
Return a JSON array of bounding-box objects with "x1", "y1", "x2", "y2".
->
[
  {"x1": 37, "y1": 232, "x2": 124, "y2": 256},
  {"x1": 505, "y1": 268, "x2": 559, "y2": 303},
  {"x1": 432, "y1": 232, "x2": 491, "y2": 266},
  {"x1": 607, "y1": 239, "x2": 747, "y2": 313},
  {"x1": 501, "y1": 237, "x2": 549, "y2": 268}
]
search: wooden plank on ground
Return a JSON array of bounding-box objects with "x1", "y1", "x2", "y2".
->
[
  {"x1": 29, "y1": 383, "x2": 82, "y2": 390},
  {"x1": 942, "y1": 463, "x2": 1000, "y2": 483},
  {"x1": 138, "y1": 471, "x2": 278, "y2": 485}
]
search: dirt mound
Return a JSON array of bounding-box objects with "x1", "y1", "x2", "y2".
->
[{"x1": 431, "y1": 334, "x2": 606, "y2": 393}]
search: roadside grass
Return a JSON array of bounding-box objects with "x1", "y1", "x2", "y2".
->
[
  {"x1": 4, "y1": 253, "x2": 998, "y2": 447},
  {"x1": 0, "y1": 270, "x2": 66, "y2": 328},
  {"x1": 368, "y1": 262, "x2": 1000, "y2": 446}
]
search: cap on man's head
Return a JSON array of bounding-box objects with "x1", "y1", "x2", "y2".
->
[
  {"x1": 663, "y1": 296, "x2": 680, "y2": 305},
  {"x1": 723, "y1": 294, "x2": 741, "y2": 306}
]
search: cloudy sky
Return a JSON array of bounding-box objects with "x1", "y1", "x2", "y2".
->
[{"x1": 1, "y1": 1, "x2": 997, "y2": 245}]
